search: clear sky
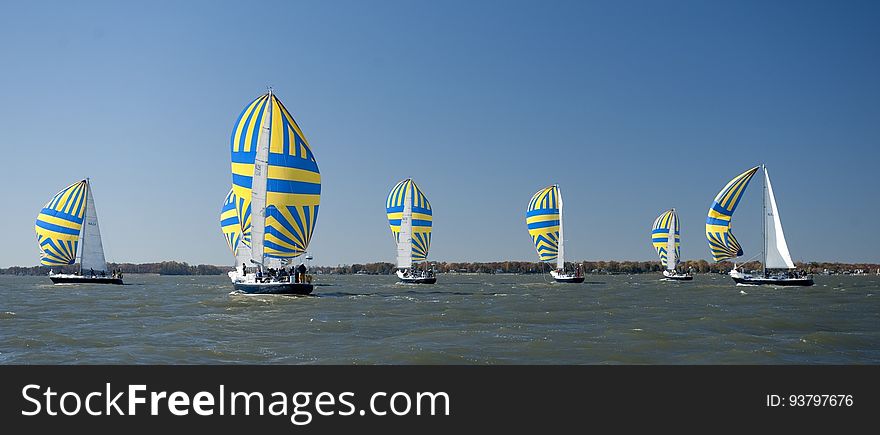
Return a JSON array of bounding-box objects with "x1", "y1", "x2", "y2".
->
[{"x1": 1, "y1": 0, "x2": 878, "y2": 267}]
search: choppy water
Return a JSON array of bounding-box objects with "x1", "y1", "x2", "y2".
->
[{"x1": 0, "y1": 273, "x2": 878, "y2": 364}]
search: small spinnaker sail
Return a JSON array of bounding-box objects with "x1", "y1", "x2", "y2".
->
[
  {"x1": 220, "y1": 188, "x2": 242, "y2": 254},
  {"x1": 706, "y1": 166, "x2": 759, "y2": 262},
  {"x1": 386, "y1": 179, "x2": 433, "y2": 262},
  {"x1": 652, "y1": 209, "x2": 680, "y2": 268},
  {"x1": 526, "y1": 185, "x2": 560, "y2": 262},
  {"x1": 230, "y1": 92, "x2": 321, "y2": 261},
  {"x1": 35, "y1": 180, "x2": 88, "y2": 266}
]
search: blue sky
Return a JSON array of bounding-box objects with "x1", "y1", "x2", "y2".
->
[{"x1": 1, "y1": 0, "x2": 878, "y2": 267}]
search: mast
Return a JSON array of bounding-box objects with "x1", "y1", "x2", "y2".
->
[
  {"x1": 250, "y1": 90, "x2": 273, "y2": 268},
  {"x1": 78, "y1": 178, "x2": 88, "y2": 275},
  {"x1": 762, "y1": 164, "x2": 767, "y2": 276},
  {"x1": 556, "y1": 185, "x2": 564, "y2": 271}
]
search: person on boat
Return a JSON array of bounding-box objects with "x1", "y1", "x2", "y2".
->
[
  {"x1": 297, "y1": 263, "x2": 307, "y2": 283},
  {"x1": 90, "y1": 268, "x2": 95, "y2": 277}
]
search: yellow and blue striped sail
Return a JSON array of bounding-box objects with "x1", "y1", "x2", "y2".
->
[
  {"x1": 230, "y1": 92, "x2": 321, "y2": 259},
  {"x1": 35, "y1": 180, "x2": 88, "y2": 266},
  {"x1": 652, "y1": 209, "x2": 680, "y2": 268},
  {"x1": 220, "y1": 188, "x2": 242, "y2": 254},
  {"x1": 526, "y1": 185, "x2": 560, "y2": 262},
  {"x1": 386, "y1": 179, "x2": 433, "y2": 261},
  {"x1": 706, "y1": 166, "x2": 759, "y2": 261}
]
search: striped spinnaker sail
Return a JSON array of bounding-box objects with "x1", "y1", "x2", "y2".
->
[
  {"x1": 652, "y1": 209, "x2": 680, "y2": 268},
  {"x1": 220, "y1": 188, "x2": 242, "y2": 254},
  {"x1": 706, "y1": 166, "x2": 759, "y2": 261},
  {"x1": 386, "y1": 178, "x2": 433, "y2": 262},
  {"x1": 526, "y1": 185, "x2": 560, "y2": 262},
  {"x1": 230, "y1": 92, "x2": 320, "y2": 261},
  {"x1": 35, "y1": 180, "x2": 88, "y2": 266}
]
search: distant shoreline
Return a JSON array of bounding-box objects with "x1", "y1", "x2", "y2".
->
[{"x1": 2, "y1": 260, "x2": 878, "y2": 277}]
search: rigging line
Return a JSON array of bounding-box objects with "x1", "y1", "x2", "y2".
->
[
  {"x1": 738, "y1": 252, "x2": 762, "y2": 264},
  {"x1": 541, "y1": 261, "x2": 551, "y2": 283}
]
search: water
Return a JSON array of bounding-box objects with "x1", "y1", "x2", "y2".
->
[{"x1": 1, "y1": 274, "x2": 878, "y2": 364}]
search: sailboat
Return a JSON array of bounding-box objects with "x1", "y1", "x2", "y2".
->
[
  {"x1": 35, "y1": 179, "x2": 122, "y2": 284},
  {"x1": 526, "y1": 184, "x2": 584, "y2": 283},
  {"x1": 386, "y1": 178, "x2": 436, "y2": 284},
  {"x1": 706, "y1": 165, "x2": 813, "y2": 286},
  {"x1": 652, "y1": 208, "x2": 692, "y2": 281},
  {"x1": 225, "y1": 90, "x2": 321, "y2": 295}
]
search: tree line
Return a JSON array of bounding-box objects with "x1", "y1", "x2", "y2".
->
[
  {"x1": 3, "y1": 260, "x2": 877, "y2": 276},
  {"x1": 315, "y1": 260, "x2": 880, "y2": 275}
]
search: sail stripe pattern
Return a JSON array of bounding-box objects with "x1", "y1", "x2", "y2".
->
[
  {"x1": 35, "y1": 180, "x2": 88, "y2": 265},
  {"x1": 705, "y1": 166, "x2": 759, "y2": 261},
  {"x1": 220, "y1": 188, "x2": 242, "y2": 254},
  {"x1": 526, "y1": 185, "x2": 560, "y2": 262},
  {"x1": 652, "y1": 209, "x2": 680, "y2": 267},
  {"x1": 230, "y1": 92, "x2": 321, "y2": 259},
  {"x1": 386, "y1": 179, "x2": 433, "y2": 261}
]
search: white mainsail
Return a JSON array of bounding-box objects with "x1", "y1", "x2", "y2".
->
[
  {"x1": 397, "y1": 185, "x2": 413, "y2": 269},
  {"x1": 249, "y1": 93, "x2": 273, "y2": 268},
  {"x1": 79, "y1": 180, "x2": 108, "y2": 273},
  {"x1": 763, "y1": 166, "x2": 795, "y2": 269},
  {"x1": 556, "y1": 185, "x2": 565, "y2": 270},
  {"x1": 235, "y1": 242, "x2": 253, "y2": 271},
  {"x1": 666, "y1": 210, "x2": 677, "y2": 271}
]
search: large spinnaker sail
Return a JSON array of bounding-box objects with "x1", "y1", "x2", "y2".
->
[
  {"x1": 706, "y1": 166, "x2": 759, "y2": 262},
  {"x1": 386, "y1": 179, "x2": 433, "y2": 263},
  {"x1": 230, "y1": 92, "x2": 321, "y2": 265},
  {"x1": 652, "y1": 209, "x2": 680, "y2": 269},
  {"x1": 763, "y1": 167, "x2": 795, "y2": 269},
  {"x1": 526, "y1": 185, "x2": 560, "y2": 262},
  {"x1": 35, "y1": 180, "x2": 88, "y2": 266}
]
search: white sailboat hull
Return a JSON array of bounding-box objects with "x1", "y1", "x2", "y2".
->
[
  {"x1": 661, "y1": 269, "x2": 693, "y2": 281},
  {"x1": 729, "y1": 269, "x2": 813, "y2": 286},
  {"x1": 550, "y1": 269, "x2": 585, "y2": 283},
  {"x1": 396, "y1": 269, "x2": 437, "y2": 284},
  {"x1": 228, "y1": 270, "x2": 313, "y2": 295},
  {"x1": 49, "y1": 273, "x2": 122, "y2": 285}
]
